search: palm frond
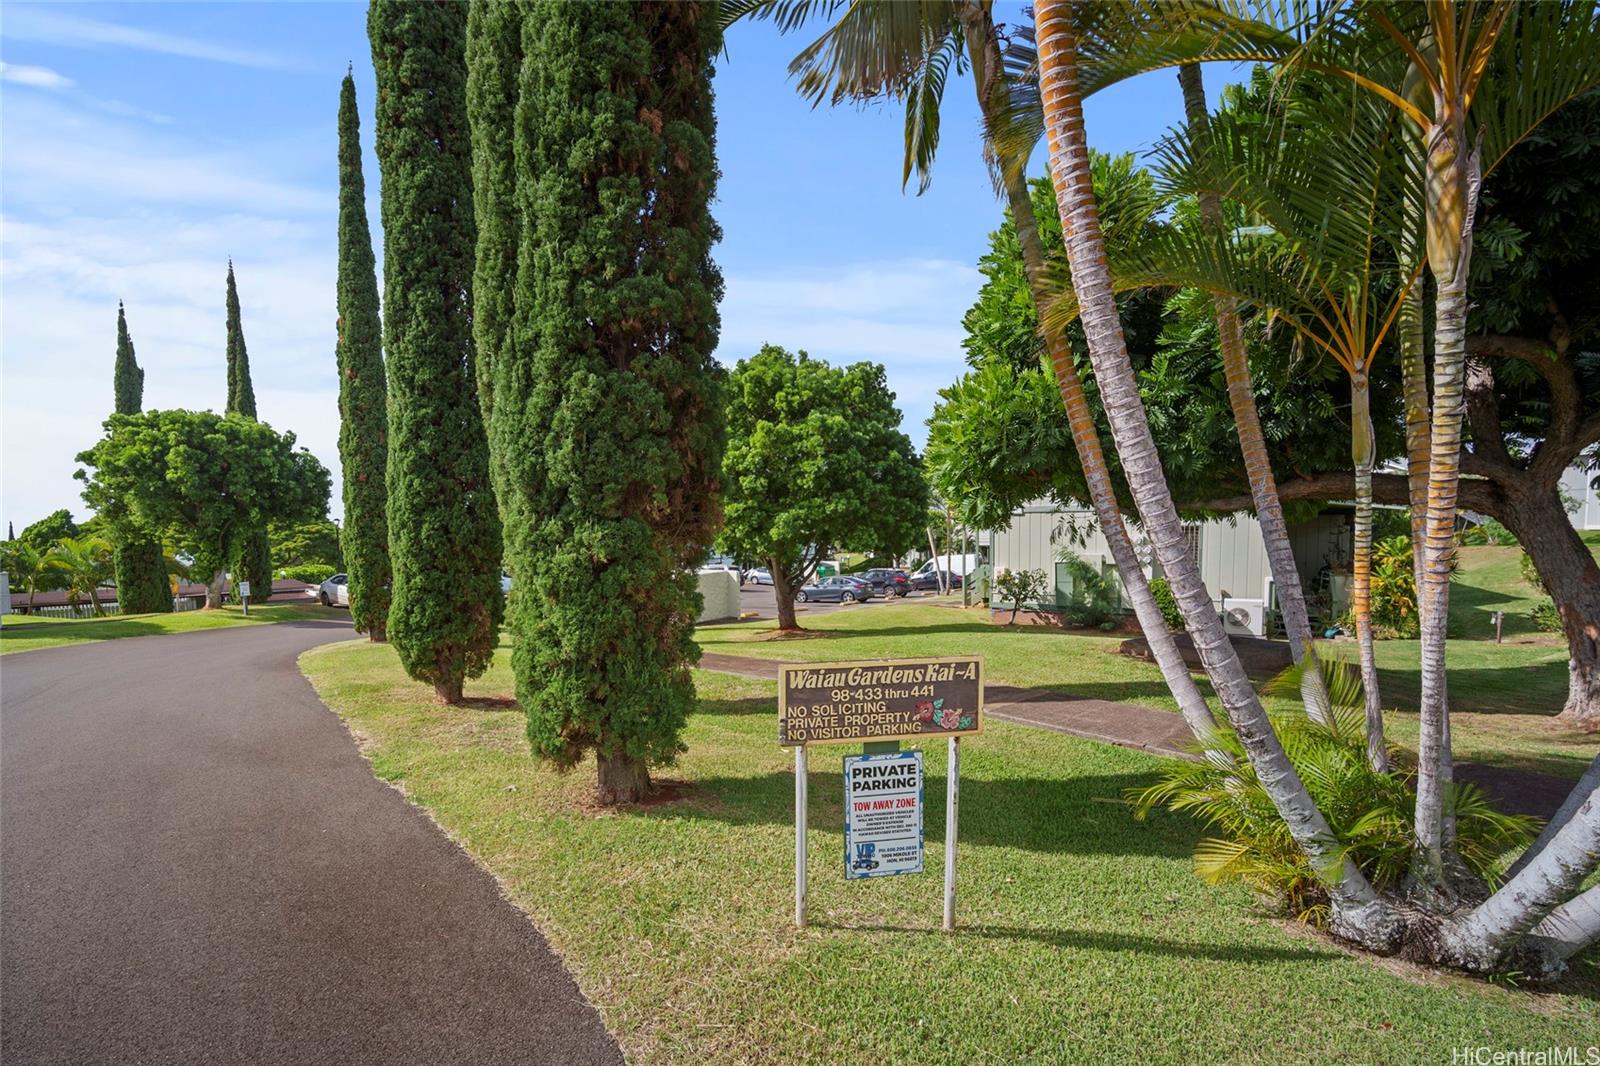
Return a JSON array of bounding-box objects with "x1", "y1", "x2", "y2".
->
[{"x1": 902, "y1": 28, "x2": 966, "y2": 193}]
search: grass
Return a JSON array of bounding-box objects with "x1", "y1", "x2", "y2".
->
[
  {"x1": 0, "y1": 602, "x2": 343, "y2": 655},
  {"x1": 701, "y1": 598, "x2": 1595, "y2": 782},
  {"x1": 302, "y1": 639, "x2": 1599, "y2": 1064}
]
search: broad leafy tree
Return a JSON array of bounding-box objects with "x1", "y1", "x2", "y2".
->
[
  {"x1": 76, "y1": 410, "x2": 329, "y2": 609},
  {"x1": 370, "y1": 0, "x2": 503, "y2": 702},
  {"x1": 269, "y1": 518, "x2": 343, "y2": 571},
  {"x1": 17, "y1": 510, "x2": 79, "y2": 554},
  {"x1": 721, "y1": 345, "x2": 927, "y2": 631},
  {"x1": 335, "y1": 70, "x2": 392, "y2": 641},
  {"x1": 109, "y1": 302, "x2": 174, "y2": 613},
  {"x1": 479, "y1": 0, "x2": 727, "y2": 804},
  {"x1": 224, "y1": 262, "x2": 274, "y2": 603}
]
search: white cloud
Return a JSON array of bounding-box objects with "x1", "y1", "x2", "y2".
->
[
  {"x1": 3, "y1": 7, "x2": 298, "y2": 71},
  {"x1": 718, "y1": 258, "x2": 982, "y2": 448},
  {"x1": 0, "y1": 61, "x2": 74, "y2": 89}
]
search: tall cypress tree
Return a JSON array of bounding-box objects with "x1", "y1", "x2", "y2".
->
[
  {"x1": 224, "y1": 262, "x2": 273, "y2": 602},
  {"x1": 371, "y1": 0, "x2": 503, "y2": 702},
  {"x1": 465, "y1": 0, "x2": 521, "y2": 514},
  {"x1": 336, "y1": 70, "x2": 392, "y2": 642},
  {"x1": 489, "y1": 1, "x2": 726, "y2": 803},
  {"x1": 109, "y1": 303, "x2": 174, "y2": 614}
]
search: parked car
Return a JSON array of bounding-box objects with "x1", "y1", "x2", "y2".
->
[
  {"x1": 908, "y1": 569, "x2": 962, "y2": 592},
  {"x1": 501, "y1": 573, "x2": 512, "y2": 594},
  {"x1": 860, "y1": 568, "x2": 911, "y2": 597},
  {"x1": 744, "y1": 567, "x2": 774, "y2": 586},
  {"x1": 796, "y1": 575, "x2": 874, "y2": 603},
  {"x1": 318, "y1": 573, "x2": 349, "y2": 607}
]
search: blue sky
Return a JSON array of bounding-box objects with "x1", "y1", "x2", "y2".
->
[{"x1": 1, "y1": 2, "x2": 1221, "y2": 528}]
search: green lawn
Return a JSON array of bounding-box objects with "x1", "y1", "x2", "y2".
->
[
  {"x1": 302, "y1": 640, "x2": 1599, "y2": 1064},
  {"x1": 702, "y1": 599, "x2": 1595, "y2": 782},
  {"x1": 0, "y1": 602, "x2": 344, "y2": 655}
]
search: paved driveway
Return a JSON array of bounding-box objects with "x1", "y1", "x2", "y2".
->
[{"x1": 1, "y1": 620, "x2": 620, "y2": 1065}]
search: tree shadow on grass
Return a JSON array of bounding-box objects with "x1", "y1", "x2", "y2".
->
[
  {"x1": 0, "y1": 618, "x2": 167, "y2": 648},
  {"x1": 810, "y1": 920, "x2": 1338, "y2": 965},
  {"x1": 632, "y1": 769, "x2": 1199, "y2": 860}
]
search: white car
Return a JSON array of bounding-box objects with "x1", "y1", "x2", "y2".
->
[
  {"x1": 744, "y1": 567, "x2": 773, "y2": 586},
  {"x1": 318, "y1": 573, "x2": 349, "y2": 607}
]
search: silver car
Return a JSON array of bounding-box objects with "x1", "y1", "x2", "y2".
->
[{"x1": 318, "y1": 573, "x2": 349, "y2": 607}]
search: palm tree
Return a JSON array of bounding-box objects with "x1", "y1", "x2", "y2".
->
[
  {"x1": 1274, "y1": 0, "x2": 1600, "y2": 896},
  {"x1": 46, "y1": 536, "x2": 115, "y2": 618},
  {"x1": 747, "y1": 0, "x2": 1227, "y2": 745},
  {"x1": 1030, "y1": 0, "x2": 1402, "y2": 950},
  {"x1": 5, "y1": 542, "x2": 53, "y2": 613}
]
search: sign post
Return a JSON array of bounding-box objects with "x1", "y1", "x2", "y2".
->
[
  {"x1": 238, "y1": 579, "x2": 251, "y2": 616},
  {"x1": 780, "y1": 656, "x2": 982, "y2": 931}
]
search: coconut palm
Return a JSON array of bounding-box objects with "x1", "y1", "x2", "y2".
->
[
  {"x1": 1029, "y1": 0, "x2": 1403, "y2": 950},
  {"x1": 46, "y1": 536, "x2": 115, "y2": 618},
  {"x1": 734, "y1": 0, "x2": 1302, "y2": 746}
]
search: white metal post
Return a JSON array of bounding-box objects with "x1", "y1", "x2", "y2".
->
[
  {"x1": 795, "y1": 743, "x2": 808, "y2": 929},
  {"x1": 943, "y1": 735, "x2": 959, "y2": 931}
]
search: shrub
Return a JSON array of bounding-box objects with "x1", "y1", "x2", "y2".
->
[
  {"x1": 1057, "y1": 552, "x2": 1121, "y2": 628},
  {"x1": 1148, "y1": 576, "x2": 1183, "y2": 631},
  {"x1": 1346, "y1": 535, "x2": 1428, "y2": 639},
  {"x1": 281, "y1": 563, "x2": 336, "y2": 585},
  {"x1": 1458, "y1": 518, "x2": 1516, "y2": 546},
  {"x1": 993, "y1": 567, "x2": 1048, "y2": 624},
  {"x1": 1132, "y1": 657, "x2": 1539, "y2": 926},
  {"x1": 1532, "y1": 600, "x2": 1563, "y2": 633}
]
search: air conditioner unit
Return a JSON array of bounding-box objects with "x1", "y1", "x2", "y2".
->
[{"x1": 1221, "y1": 597, "x2": 1266, "y2": 636}]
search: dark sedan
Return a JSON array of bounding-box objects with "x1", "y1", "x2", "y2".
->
[
  {"x1": 861, "y1": 568, "x2": 911, "y2": 597},
  {"x1": 796, "y1": 575, "x2": 875, "y2": 603},
  {"x1": 908, "y1": 569, "x2": 962, "y2": 592}
]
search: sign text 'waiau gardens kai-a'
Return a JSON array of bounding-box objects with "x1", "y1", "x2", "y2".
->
[
  {"x1": 778, "y1": 657, "x2": 983, "y2": 745},
  {"x1": 781, "y1": 657, "x2": 984, "y2": 932}
]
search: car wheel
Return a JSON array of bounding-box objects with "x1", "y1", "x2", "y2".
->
[
  {"x1": 319, "y1": 592, "x2": 331, "y2": 607},
  {"x1": 896, "y1": 589, "x2": 908, "y2": 597},
  {"x1": 797, "y1": 590, "x2": 809, "y2": 603},
  {"x1": 841, "y1": 592, "x2": 855, "y2": 603}
]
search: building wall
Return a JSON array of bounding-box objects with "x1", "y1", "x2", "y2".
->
[
  {"x1": 988, "y1": 499, "x2": 1353, "y2": 627},
  {"x1": 696, "y1": 569, "x2": 741, "y2": 624},
  {"x1": 1560, "y1": 466, "x2": 1600, "y2": 530}
]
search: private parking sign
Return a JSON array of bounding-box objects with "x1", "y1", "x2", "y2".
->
[{"x1": 842, "y1": 750, "x2": 923, "y2": 879}]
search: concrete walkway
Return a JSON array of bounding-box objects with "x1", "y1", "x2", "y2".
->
[{"x1": 2, "y1": 621, "x2": 621, "y2": 1066}]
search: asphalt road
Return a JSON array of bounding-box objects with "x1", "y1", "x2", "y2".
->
[
  {"x1": 728, "y1": 582, "x2": 964, "y2": 622},
  {"x1": 1, "y1": 619, "x2": 621, "y2": 1066}
]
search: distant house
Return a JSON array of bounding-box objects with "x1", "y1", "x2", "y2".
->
[
  {"x1": 1559, "y1": 467, "x2": 1600, "y2": 530},
  {"x1": 986, "y1": 498, "x2": 1358, "y2": 636},
  {"x1": 8, "y1": 579, "x2": 319, "y2": 617}
]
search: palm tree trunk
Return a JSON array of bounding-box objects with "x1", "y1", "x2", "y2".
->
[
  {"x1": 1506, "y1": 754, "x2": 1599, "y2": 881},
  {"x1": 960, "y1": 6, "x2": 1218, "y2": 745},
  {"x1": 1414, "y1": 113, "x2": 1480, "y2": 893},
  {"x1": 1175, "y1": 63, "x2": 1329, "y2": 728},
  {"x1": 1439, "y1": 775, "x2": 1598, "y2": 975},
  {"x1": 1526, "y1": 885, "x2": 1600, "y2": 967},
  {"x1": 1350, "y1": 370, "x2": 1387, "y2": 771},
  {"x1": 1033, "y1": 0, "x2": 1399, "y2": 950}
]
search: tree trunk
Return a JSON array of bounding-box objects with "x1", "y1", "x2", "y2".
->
[
  {"x1": 771, "y1": 558, "x2": 800, "y2": 631},
  {"x1": 1033, "y1": 0, "x2": 1399, "y2": 950},
  {"x1": 926, "y1": 527, "x2": 945, "y2": 595},
  {"x1": 959, "y1": 5, "x2": 1219, "y2": 746},
  {"x1": 205, "y1": 569, "x2": 226, "y2": 610},
  {"x1": 1176, "y1": 62, "x2": 1327, "y2": 729},
  {"x1": 1526, "y1": 884, "x2": 1600, "y2": 966},
  {"x1": 1414, "y1": 114, "x2": 1480, "y2": 894},
  {"x1": 596, "y1": 751, "x2": 651, "y2": 805},
  {"x1": 1498, "y1": 489, "x2": 1600, "y2": 732},
  {"x1": 433, "y1": 670, "x2": 465, "y2": 703},
  {"x1": 1507, "y1": 754, "x2": 1600, "y2": 881},
  {"x1": 1439, "y1": 776, "x2": 1599, "y2": 976},
  {"x1": 1350, "y1": 371, "x2": 1387, "y2": 771}
]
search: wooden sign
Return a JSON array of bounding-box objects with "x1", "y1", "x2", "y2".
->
[{"x1": 778, "y1": 657, "x2": 983, "y2": 746}]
